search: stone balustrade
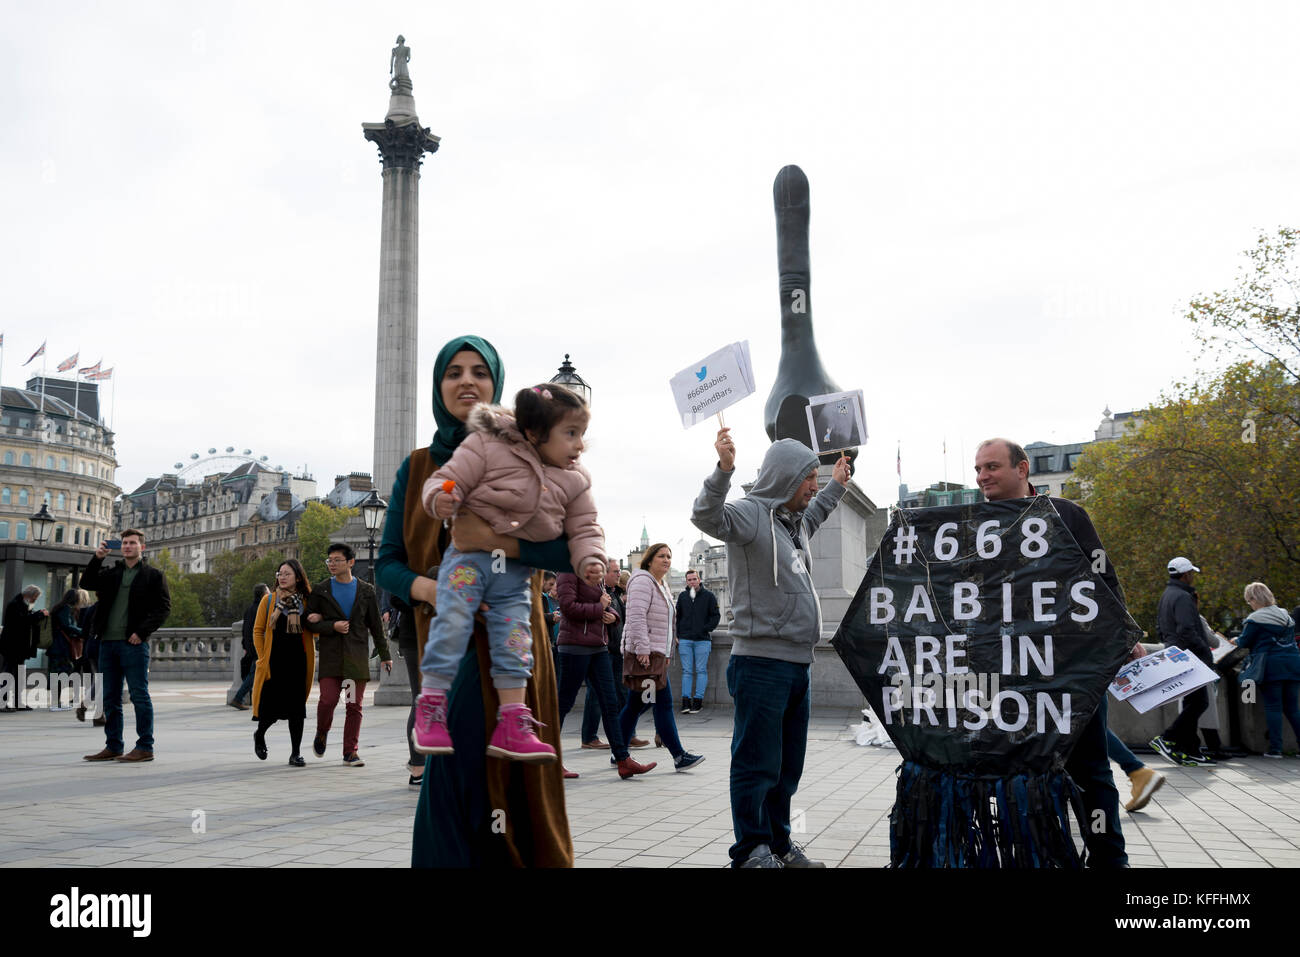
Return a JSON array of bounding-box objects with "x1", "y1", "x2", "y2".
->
[{"x1": 148, "y1": 623, "x2": 240, "y2": 679}]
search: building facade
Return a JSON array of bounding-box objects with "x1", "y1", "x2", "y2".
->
[
  {"x1": 0, "y1": 379, "x2": 119, "y2": 550},
  {"x1": 116, "y1": 461, "x2": 385, "y2": 579}
]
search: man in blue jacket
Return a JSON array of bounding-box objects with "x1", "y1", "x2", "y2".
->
[{"x1": 692, "y1": 427, "x2": 850, "y2": 868}]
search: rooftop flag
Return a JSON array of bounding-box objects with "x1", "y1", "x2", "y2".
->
[
  {"x1": 88, "y1": 367, "x2": 113, "y2": 381},
  {"x1": 57, "y1": 352, "x2": 79, "y2": 372},
  {"x1": 78, "y1": 360, "x2": 102, "y2": 376},
  {"x1": 23, "y1": 341, "x2": 45, "y2": 366}
]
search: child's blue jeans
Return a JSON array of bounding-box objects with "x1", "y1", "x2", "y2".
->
[{"x1": 420, "y1": 545, "x2": 534, "y2": 690}]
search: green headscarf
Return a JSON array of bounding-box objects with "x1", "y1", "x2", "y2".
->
[{"x1": 430, "y1": 335, "x2": 505, "y2": 464}]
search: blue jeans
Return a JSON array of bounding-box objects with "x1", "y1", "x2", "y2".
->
[
  {"x1": 557, "y1": 651, "x2": 629, "y2": 759},
  {"x1": 234, "y1": 668, "x2": 255, "y2": 704},
  {"x1": 100, "y1": 640, "x2": 153, "y2": 753},
  {"x1": 420, "y1": 546, "x2": 534, "y2": 690},
  {"x1": 620, "y1": 674, "x2": 683, "y2": 758},
  {"x1": 581, "y1": 649, "x2": 625, "y2": 742},
  {"x1": 1066, "y1": 698, "x2": 1127, "y2": 867},
  {"x1": 1260, "y1": 680, "x2": 1300, "y2": 752},
  {"x1": 726, "y1": 655, "x2": 810, "y2": 864},
  {"x1": 1105, "y1": 727, "x2": 1144, "y2": 775},
  {"x1": 678, "y1": 639, "x2": 711, "y2": 699}
]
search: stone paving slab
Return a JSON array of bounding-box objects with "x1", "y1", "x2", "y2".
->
[{"x1": 2, "y1": 682, "x2": 1299, "y2": 867}]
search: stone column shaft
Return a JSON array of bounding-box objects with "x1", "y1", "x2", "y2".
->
[{"x1": 373, "y1": 166, "x2": 421, "y2": 501}]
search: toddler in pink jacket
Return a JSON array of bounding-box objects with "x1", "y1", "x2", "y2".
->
[{"x1": 411, "y1": 384, "x2": 606, "y2": 763}]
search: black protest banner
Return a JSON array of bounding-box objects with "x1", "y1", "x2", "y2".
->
[{"x1": 832, "y1": 496, "x2": 1141, "y2": 867}]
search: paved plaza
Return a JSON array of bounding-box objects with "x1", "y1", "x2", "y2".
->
[{"x1": 3, "y1": 681, "x2": 1300, "y2": 868}]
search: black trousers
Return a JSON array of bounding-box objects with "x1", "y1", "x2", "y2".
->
[{"x1": 1163, "y1": 685, "x2": 1210, "y2": 755}]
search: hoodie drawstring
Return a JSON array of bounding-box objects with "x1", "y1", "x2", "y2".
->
[{"x1": 769, "y1": 508, "x2": 825, "y2": 643}]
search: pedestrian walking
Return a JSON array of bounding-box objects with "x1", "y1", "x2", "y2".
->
[
  {"x1": 675, "y1": 569, "x2": 719, "y2": 713},
  {"x1": 74, "y1": 600, "x2": 103, "y2": 726},
  {"x1": 49, "y1": 588, "x2": 89, "y2": 710},
  {"x1": 618, "y1": 543, "x2": 705, "y2": 774},
  {"x1": 80, "y1": 531, "x2": 171, "y2": 762},
  {"x1": 230, "y1": 584, "x2": 269, "y2": 711},
  {"x1": 1150, "y1": 557, "x2": 1218, "y2": 768},
  {"x1": 252, "y1": 560, "x2": 315, "y2": 766},
  {"x1": 1235, "y1": 582, "x2": 1300, "y2": 758},
  {"x1": 555, "y1": 563, "x2": 655, "y2": 779},
  {"x1": 692, "y1": 429, "x2": 846, "y2": 868},
  {"x1": 2, "y1": 586, "x2": 47, "y2": 711},
  {"x1": 582, "y1": 562, "x2": 648, "y2": 748},
  {"x1": 305, "y1": 544, "x2": 391, "y2": 767}
]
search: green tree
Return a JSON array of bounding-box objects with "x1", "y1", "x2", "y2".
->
[
  {"x1": 295, "y1": 502, "x2": 357, "y2": 583},
  {"x1": 231, "y1": 552, "x2": 285, "y2": 612},
  {"x1": 1076, "y1": 229, "x2": 1300, "y2": 633},
  {"x1": 1188, "y1": 226, "x2": 1300, "y2": 394},
  {"x1": 152, "y1": 548, "x2": 204, "y2": 628}
]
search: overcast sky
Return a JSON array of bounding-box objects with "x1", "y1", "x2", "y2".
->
[{"x1": 5, "y1": 2, "x2": 1299, "y2": 566}]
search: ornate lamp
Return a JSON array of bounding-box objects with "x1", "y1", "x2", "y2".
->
[
  {"x1": 360, "y1": 488, "x2": 388, "y2": 585},
  {"x1": 550, "y1": 354, "x2": 592, "y2": 406},
  {"x1": 31, "y1": 504, "x2": 55, "y2": 545}
]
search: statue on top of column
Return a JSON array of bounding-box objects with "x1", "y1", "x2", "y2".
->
[{"x1": 390, "y1": 35, "x2": 412, "y2": 91}]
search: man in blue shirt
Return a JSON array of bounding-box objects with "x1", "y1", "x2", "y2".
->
[{"x1": 305, "y1": 543, "x2": 391, "y2": 767}]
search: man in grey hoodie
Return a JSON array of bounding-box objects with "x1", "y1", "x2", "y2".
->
[{"x1": 692, "y1": 427, "x2": 850, "y2": 868}]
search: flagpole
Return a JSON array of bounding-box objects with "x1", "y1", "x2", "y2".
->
[
  {"x1": 39, "y1": 348, "x2": 47, "y2": 415},
  {"x1": 73, "y1": 358, "x2": 81, "y2": 422}
]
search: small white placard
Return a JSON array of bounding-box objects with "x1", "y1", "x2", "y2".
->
[
  {"x1": 804, "y1": 389, "x2": 867, "y2": 455},
  {"x1": 668, "y1": 341, "x2": 756, "y2": 429}
]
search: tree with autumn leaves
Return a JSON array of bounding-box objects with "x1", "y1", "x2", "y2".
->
[{"x1": 1076, "y1": 228, "x2": 1300, "y2": 636}]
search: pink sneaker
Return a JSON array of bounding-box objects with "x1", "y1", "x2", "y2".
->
[
  {"x1": 411, "y1": 690, "x2": 454, "y2": 755},
  {"x1": 486, "y1": 704, "x2": 557, "y2": 763}
]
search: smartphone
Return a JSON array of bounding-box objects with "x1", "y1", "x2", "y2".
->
[{"x1": 103, "y1": 539, "x2": 122, "y2": 551}]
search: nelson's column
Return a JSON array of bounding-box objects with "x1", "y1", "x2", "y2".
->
[{"x1": 363, "y1": 35, "x2": 439, "y2": 501}]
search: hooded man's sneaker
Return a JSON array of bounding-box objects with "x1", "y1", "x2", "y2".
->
[
  {"x1": 779, "y1": 843, "x2": 826, "y2": 868},
  {"x1": 740, "y1": 844, "x2": 784, "y2": 868}
]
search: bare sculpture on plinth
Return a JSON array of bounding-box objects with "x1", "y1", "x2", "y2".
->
[
  {"x1": 390, "y1": 35, "x2": 412, "y2": 91},
  {"x1": 764, "y1": 165, "x2": 858, "y2": 471}
]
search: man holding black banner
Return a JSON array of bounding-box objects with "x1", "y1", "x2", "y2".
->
[
  {"x1": 693, "y1": 427, "x2": 850, "y2": 868},
  {"x1": 973, "y1": 438, "x2": 1129, "y2": 867}
]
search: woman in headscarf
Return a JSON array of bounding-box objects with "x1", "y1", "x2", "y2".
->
[
  {"x1": 251, "y1": 559, "x2": 315, "y2": 766},
  {"x1": 376, "y1": 335, "x2": 574, "y2": 867}
]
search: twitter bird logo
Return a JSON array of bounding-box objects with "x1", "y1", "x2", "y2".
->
[{"x1": 695, "y1": 366, "x2": 707, "y2": 381}]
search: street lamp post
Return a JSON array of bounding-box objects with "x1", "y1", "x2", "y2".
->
[
  {"x1": 31, "y1": 504, "x2": 55, "y2": 545},
  {"x1": 359, "y1": 488, "x2": 387, "y2": 585},
  {"x1": 550, "y1": 354, "x2": 592, "y2": 406}
]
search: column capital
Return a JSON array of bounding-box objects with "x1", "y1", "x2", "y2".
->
[{"x1": 362, "y1": 118, "x2": 440, "y2": 171}]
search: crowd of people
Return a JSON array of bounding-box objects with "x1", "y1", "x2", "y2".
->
[{"x1": 3, "y1": 331, "x2": 1299, "y2": 870}]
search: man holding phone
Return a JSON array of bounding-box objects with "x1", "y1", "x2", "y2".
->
[{"x1": 80, "y1": 530, "x2": 171, "y2": 762}]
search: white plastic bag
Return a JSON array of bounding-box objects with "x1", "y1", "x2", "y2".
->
[{"x1": 854, "y1": 708, "x2": 896, "y2": 748}]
